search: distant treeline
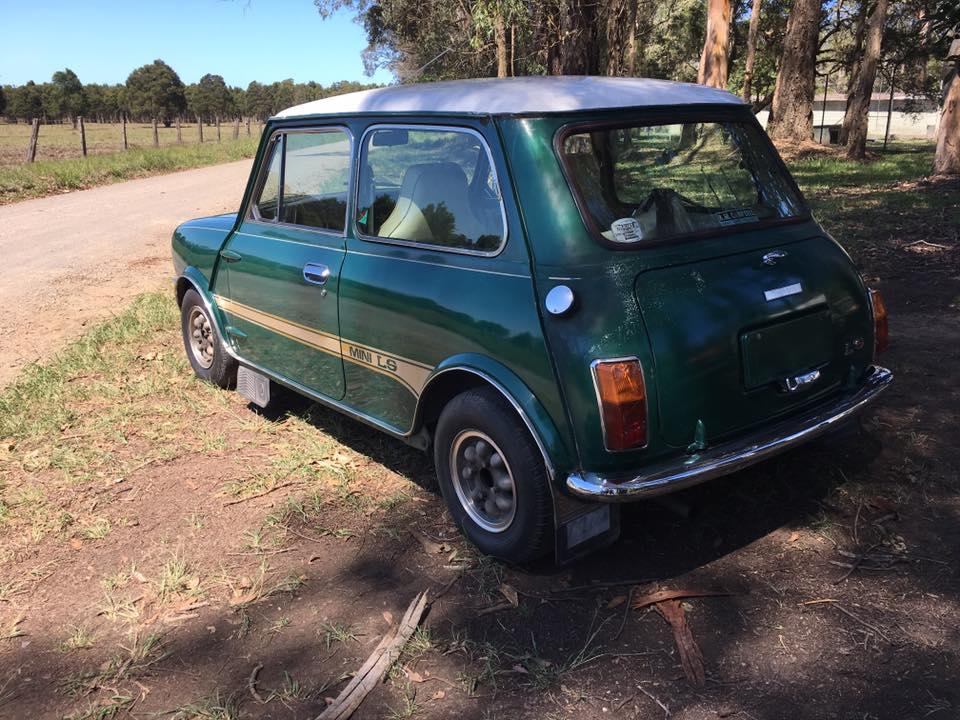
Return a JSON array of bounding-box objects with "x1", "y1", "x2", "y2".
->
[{"x1": 0, "y1": 60, "x2": 380, "y2": 126}]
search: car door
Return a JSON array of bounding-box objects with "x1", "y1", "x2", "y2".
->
[{"x1": 215, "y1": 127, "x2": 352, "y2": 399}]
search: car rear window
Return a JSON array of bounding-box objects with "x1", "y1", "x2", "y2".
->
[{"x1": 560, "y1": 120, "x2": 806, "y2": 245}]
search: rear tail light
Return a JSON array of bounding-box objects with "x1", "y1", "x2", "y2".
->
[
  {"x1": 869, "y1": 288, "x2": 888, "y2": 356},
  {"x1": 592, "y1": 358, "x2": 648, "y2": 451}
]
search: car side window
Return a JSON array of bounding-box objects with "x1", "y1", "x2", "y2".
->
[
  {"x1": 251, "y1": 129, "x2": 351, "y2": 233},
  {"x1": 356, "y1": 127, "x2": 505, "y2": 253},
  {"x1": 255, "y1": 139, "x2": 281, "y2": 221}
]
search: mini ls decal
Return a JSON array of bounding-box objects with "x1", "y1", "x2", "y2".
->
[{"x1": 214, "y1": 296, "x2": 432, "y2": 396}]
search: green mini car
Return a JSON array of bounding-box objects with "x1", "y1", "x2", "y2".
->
[{"x1": 172, "y1": 77, "x2": 892, "y2": 563}]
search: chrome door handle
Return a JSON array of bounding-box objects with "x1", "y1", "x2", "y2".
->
[{"x1": 303, "y1": 263, "x2": 331, "y2": 286}]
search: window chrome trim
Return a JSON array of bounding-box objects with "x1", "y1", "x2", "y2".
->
[
  {"x1": 353, "y1": 123, "x2": 509, "y2": 258},
  {"x1": 246, "y1": 125, "x2": 355, "y2": 239},
  {"x1": 590, "y1": 356, "x2": 650, "y2": 453}
]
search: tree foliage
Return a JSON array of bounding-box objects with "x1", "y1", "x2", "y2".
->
[
  {"x1": 48, "y1": 68, "x2": 86, "y2": 122},
  {"x1": 186, "y1": 73, "x2": 235, "y2": 121},
  {"x1": 125, "y1": 59, "x2": 187, "y2": 122}
]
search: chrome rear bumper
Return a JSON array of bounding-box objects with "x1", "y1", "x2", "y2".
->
[{"x1": 566, "y1": 366, "x2": 893, "y2": 502}]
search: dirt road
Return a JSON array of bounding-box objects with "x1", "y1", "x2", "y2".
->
[{"x1": 0, "y1": 159, "x2": 253, "y2": 387}]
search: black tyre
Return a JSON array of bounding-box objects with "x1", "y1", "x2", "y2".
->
[
  {"x1": 434, "y1": 387, "x2": 552, "y2": 563},
  {"x1": 180, "y1": 289, "x2": 237, "y2": 389}
]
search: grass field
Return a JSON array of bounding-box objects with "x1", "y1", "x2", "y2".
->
[
  {"x1": 0, "y1": 143, "x2": 957, "y2": 719},
  {"x1": 0, "y1": 120, "x2": 262, "y2": 204}
]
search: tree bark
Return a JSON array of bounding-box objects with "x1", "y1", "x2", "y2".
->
[
  {"x1": 742, "y1": 0, "x2": 763, "y2": 100},
  {"x1": 604, "y1": 0, "x2": 638, "y2": 76},
  {"x1": 934, "y1": 64, "x2": 960, "y2": 175},
  {"x1": 844, "y1": 0, "x2": 890, "y2": 159},
  {"x1": 557, "y1": 0, "x2": 599, "y2": 74},
  {"x1": 839, "y1": 1, "x2": 870, "y2": 145},
  {"x1": 494, "y1": 12, "x2": 509, "y2": 78},
  {"x1": 698, "y1": 0, "x2": 732, "y2": 88},
  {"x1": 767, "y1": 0, "x2": 822, "y2": 143}
]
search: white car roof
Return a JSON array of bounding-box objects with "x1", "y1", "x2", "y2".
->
[{"x1": 274, "y1": 76, "x2": 744, "y2": 119}]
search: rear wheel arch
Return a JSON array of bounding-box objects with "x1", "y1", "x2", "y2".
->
[{"x1": 413, "y1": 360, "x2": 570, "y2": 479}]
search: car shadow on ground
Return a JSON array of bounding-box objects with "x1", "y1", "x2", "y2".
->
[{"x1": 255, "y1": 385, "x2": 878, "y2": 584}]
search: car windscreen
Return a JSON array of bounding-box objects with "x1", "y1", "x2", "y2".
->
[{"x1": 559, "y1": 120, "x2": 807, "y2": 245}]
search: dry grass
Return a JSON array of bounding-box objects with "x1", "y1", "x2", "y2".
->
[{"x1": 0, "y1": 120, "x2": 263, "y2": 165}]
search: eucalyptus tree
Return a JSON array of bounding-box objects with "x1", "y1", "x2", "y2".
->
[{"x1": 767, "y1": 0, "x2": 822, "y2": 142}]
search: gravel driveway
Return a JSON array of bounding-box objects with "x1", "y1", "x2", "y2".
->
[{"x1": 0, "y1": 159, "x2": 253, "y2": 387}]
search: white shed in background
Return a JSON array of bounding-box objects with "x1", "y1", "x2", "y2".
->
[{"x1": 756, "y1": 92, "x2": 941, "y2": 143}]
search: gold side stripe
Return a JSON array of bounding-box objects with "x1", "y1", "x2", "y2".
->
[
  {"x1": 214, "y1": 295, "x2": 432, "y2": 396},
  {"x1": 217, "y1": 296, "x2": 340, "y2": 342},
  {"x1": 217, "y1": 297, "x2": 342, "y2": 356}
]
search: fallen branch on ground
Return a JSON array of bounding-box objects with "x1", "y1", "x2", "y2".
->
[
  {"x1": 248, "y1": 663, "x2": 266, "y2": 704},
  {"x1": 631, "y1": 588, "x2": 734, "y2": 610},
  {"x1": 316, "y1": 590, "x2": 429, "y2": 720},
  {"x1": 223, "y1": 481, "x2": 301, "y2": 507},
  {"x1": 632, "y1": 588, "x2": 737, "y2": 687}
]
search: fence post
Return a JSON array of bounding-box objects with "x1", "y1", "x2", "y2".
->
[
  {"x1": 233, "y1": 118, "x2": 240, "y2": 139},
  {"x1": 25, "y1": 118, "x2": 40, "y2": 163},
  {"x1": 152, "y1": 117, "x2": 159, "y2": 148},
  {"x1": 246, "y1": 117, "x2": 251, "y2": 136},
  {"x1": 79, "y1": 116, "x2": 87, "y2": 157},
  {"x1": 216, "y1": 116, "x2": 221, "y2": 143},
  {"x1": 121, "y1": 114, "x2": 128, "y2": 150},
  {"x1": 197, "y1": 116, "x2": 204, "y2": 143},
  {"x1": 176, "y1": 116, "x2": 182, "y2": 144}
]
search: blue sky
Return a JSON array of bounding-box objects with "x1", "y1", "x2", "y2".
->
[{"x1": 0, "y1": 0, "x2": 394, "y2": 88}]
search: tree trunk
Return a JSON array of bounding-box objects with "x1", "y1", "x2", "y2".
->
[
  {"x1": 557, "y1": 0, "x2": 599, "y2": 74},
  {"x1": 741, "y1": 0, "x2": 763, "y2": 100},
  {"x1": 698, "y1": 0, "x2": 732, "y2": 88},
  {"x1": 605, "y1": 0, "x2": 639, "y2": 76},
  {"x1": 216, "y1": 117, "x2": 221, "y2": 143},
  {"x1": 121, "y1": 114, "x2": 128, "y2": 150},
  {"x1": 624, "y1": 2, "x2": 639, "y2": 75},
  {"x1": 934, "y1": 65, "x2": 960, "y2": 175},
  {"x1": 844, "y1": 0, "x2": 890, "y2": 160},
  {"x1": 839, "y1": 1, "x2": 870, "y2": 145},
  {"x1": 494, "y1": 12, "x2": 508, "y2": 78},
  {"x1": 198, "y1": 116, "x2": 204, "y2": 143},
  {"x1": 152, "y1": 117, "x2": 159, "y2": 148},
  {"x1": 176, "y1": 116, "x2": 182, "y2": 144},
  {"x1": 78, "y1": 116, "x2": 87, "y2": 157},
  {"x1": 767, "y1": 0, "x2": 821, "y2": 143}
]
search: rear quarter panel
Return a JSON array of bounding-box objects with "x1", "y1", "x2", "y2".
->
[{"x1": 498, "y1": 112, "x2": 874, "y2": 475}]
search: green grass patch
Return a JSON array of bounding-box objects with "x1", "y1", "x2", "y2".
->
[
  {"x1": 0, "y1": 293, "x2": 179, "y2": 441},
  {"x1": 0, "y1": 139, "x2": 257, "y2": 204}
]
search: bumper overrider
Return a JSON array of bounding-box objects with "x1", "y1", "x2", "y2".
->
[{"x1": 566, "y1": 365, "x2": 893, "y2": 502}]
